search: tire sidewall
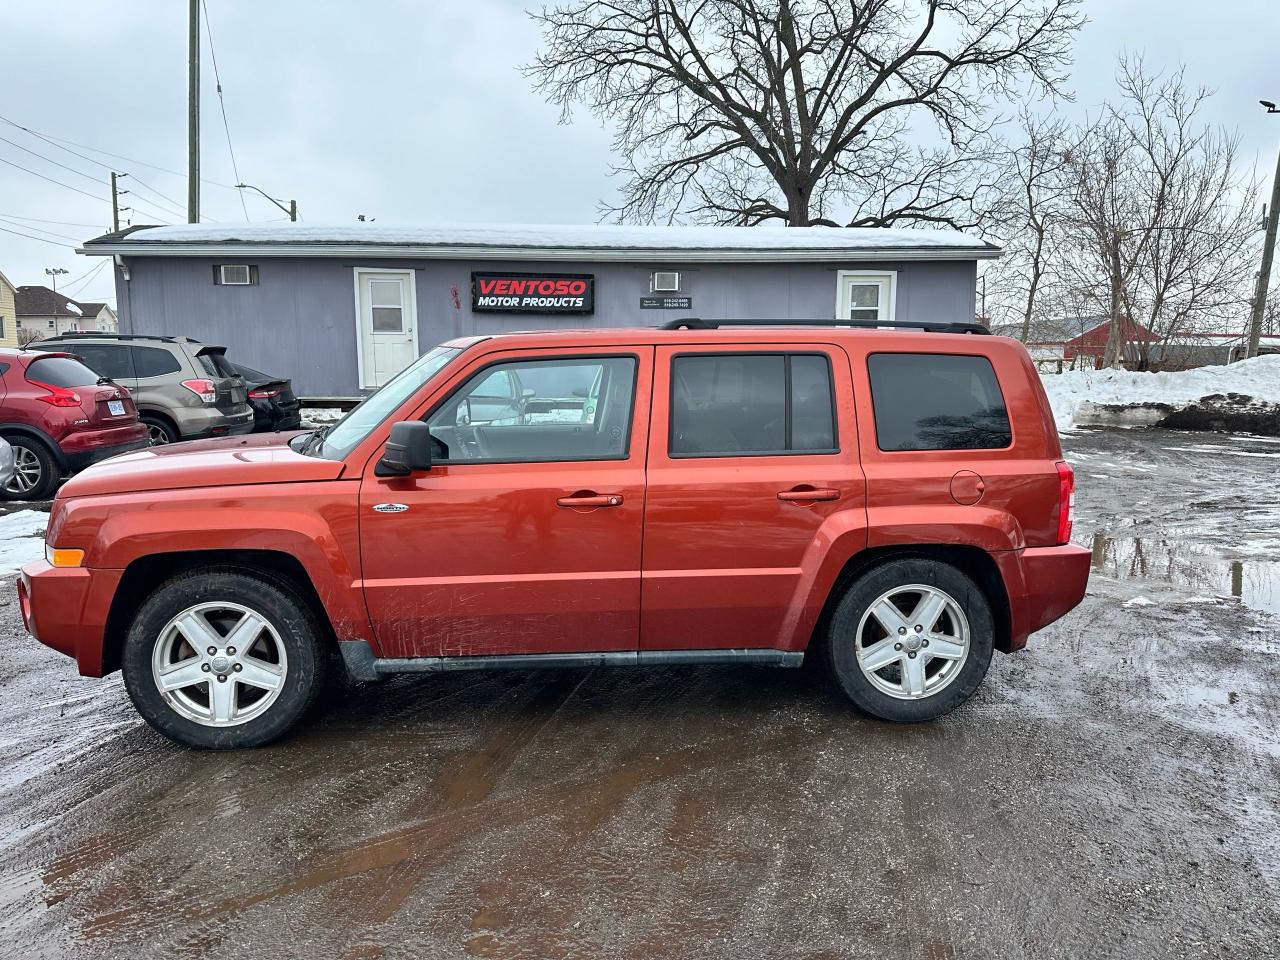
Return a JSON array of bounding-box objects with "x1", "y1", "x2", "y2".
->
[
  {"x1": 122, "y1": 570, "x2": 324, "y2": 748},
  {"x1": 3, "y1": 436, "x2": 58, "y2": 500},
  {"x1": 141, "y1": 415, "x2": 179, "y2": 445},
  {"x1": 827, "y1": 558, "x2": 994, "y2": 723}
]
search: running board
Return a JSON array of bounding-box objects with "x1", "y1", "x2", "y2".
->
[{"x1": 338, "y1": 640, "x2": 803, "y2": 682}]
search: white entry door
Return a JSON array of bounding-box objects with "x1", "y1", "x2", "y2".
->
[{"x1": 355, "y1": 270, "x2": 418, "y2": 388}]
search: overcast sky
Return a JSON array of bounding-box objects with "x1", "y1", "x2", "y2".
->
[{"x1": 1, "y1": 0, "x2": 1277, "y2": 308}]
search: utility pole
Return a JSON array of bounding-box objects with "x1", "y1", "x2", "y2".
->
[
  {"x1": 187, "y1": 0, "x2": 200, "y2": 223},
  {"x1": 289, "y1": 199, "x2": 297, "y2": 222},
  {"x1": 1247, "y1": 103, "x2": 1280, "y2": 357},
  {"x1": 110, "y1": 172, "x2": 129, "y2": 232}
]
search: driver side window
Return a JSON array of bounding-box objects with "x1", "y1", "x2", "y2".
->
[{"x1": 426, "y1": 355, "x2": 637, "y2": 464}]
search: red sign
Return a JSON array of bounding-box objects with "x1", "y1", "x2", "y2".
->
[{"x1": 471, "y1": 272, "x2": 594, "y2": 314}]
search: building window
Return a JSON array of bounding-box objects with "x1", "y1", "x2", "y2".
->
[
  {"x1": 651, "y1": 270, "x2": 681, "y2": 292},
  {"x1": 836, "y1": 271, "x2": 896, "y2": 322},
  {"x1": 0, "y1": 316, "x2": 5, "y2": 338},
  {"x1": 47, "y1": 320, "x2": 55, "y2": 329},
  {"x1": 215, "y1": 264, "x2": 256, "y2": 285}
]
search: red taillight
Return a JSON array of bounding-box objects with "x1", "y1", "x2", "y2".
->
[
  {"x1": 181, "y1": 379, "x2": 218, "y2": 404},
  {"x1": 248, "y1": 386, "x2": 280, "y2": 400},
  {"x1": 1056, "y1": 460, "x2": 1075, "y2": 545},
  {"x1": 27, "y1": 379, "x2": 81, "y2": 407}
]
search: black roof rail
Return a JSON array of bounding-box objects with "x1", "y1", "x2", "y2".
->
[
  {"x1": 658, "y1": 317, "x2": 991, "y2": 335},
  {"x1": 36, "y1": 332, "x2": 184, "y2": 343}
]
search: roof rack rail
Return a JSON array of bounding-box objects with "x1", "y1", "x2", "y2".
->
[
  {"x1": 658, "y1": 317, "x2": 990, "y2": 335},
  {"x1": 38, "y1": 332, "x2": 183, "y2": 343}
]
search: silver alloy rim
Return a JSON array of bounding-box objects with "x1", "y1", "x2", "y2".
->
[
  {"x1": 150, "y1": 601, "x2": 288, "y2": 727},
  {"x1": 854, "y1": 583, "x2": 971, "y2": 700},
  {"x1": 4, "y1": 446, "x2": 42, "y2": 495},
  {"x1": 146, "y1": 423, "x2": 171, "y2": 445}
]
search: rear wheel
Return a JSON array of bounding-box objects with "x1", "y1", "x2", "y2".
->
[
  {"x1": 2, "y1": 436, "x2": 59, "y2": 500},
  {"x1": 826, "y1": 557, "x2": 994, "y2": 722},
  {"x1": 141, "y1": 415, "x2": 179, "y2": 446},
  {"x1": 122, "y1": 568, "x2": 327, "y2": 748}
]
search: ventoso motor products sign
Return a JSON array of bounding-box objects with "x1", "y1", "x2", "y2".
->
[{"x1": 471, "y1": 272, "x2": 595, "y2": 314}]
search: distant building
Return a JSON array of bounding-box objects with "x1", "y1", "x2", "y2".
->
[
  {"x1": 14, "y1": 285, "x2": 118, "y2": 341},
  {"x1": 0, "y1": 270, "x2": 18, "y2": 348},
  {"x1": 1064, "y1": 317, "x2": 1155, "y2": 367}
]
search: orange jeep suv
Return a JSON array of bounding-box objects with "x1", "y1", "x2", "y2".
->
[{"x1": 19, "y1": 319, "x2": 1090, "y2": 748}]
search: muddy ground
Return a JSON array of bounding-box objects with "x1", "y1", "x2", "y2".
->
[{"x1": 0, "y1": 428, "x2": 1277, "y2": 959}]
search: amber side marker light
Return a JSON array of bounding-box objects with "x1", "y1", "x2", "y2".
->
[{"x1": 45, "y1": 546, "x2": 84, "y2": 568}]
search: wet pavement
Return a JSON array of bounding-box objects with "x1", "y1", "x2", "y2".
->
[{"x1": 0, "y1": 428, "x2": 1278, "y2": 959}]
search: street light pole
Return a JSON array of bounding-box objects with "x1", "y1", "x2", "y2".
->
[
  {"x1": 45, "y1": 267, "x2": 69, "y2": 337},
  {"x1": 1247, "y1": 100, "x2": 1280, "y2": 358},
  {"x1": 235, "y1": 183, "x2": 297, "y2": 221}
]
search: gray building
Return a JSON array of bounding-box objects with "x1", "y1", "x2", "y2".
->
[{"x1": 81, "y1": 223, "x2": 1000, "y2": 398}]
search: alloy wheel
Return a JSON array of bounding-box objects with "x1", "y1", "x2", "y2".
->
[
  {"x1": 146, "y1": 423, "x2": 171, "y2": 446},
  {"x1": 150, "y1": 601, "x2": 289, "y2": 727},
  {"x1": 4, "y1": 446, "x2": 43, "y2": 495},
  {"x1": 853, "y1": 584, "x2": 970, "y2": 700}
]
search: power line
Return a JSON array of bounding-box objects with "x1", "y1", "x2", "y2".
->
[
  {"x1": 126, "y1": 174, "x2": 189, "y2": 216},
  {"x1": 0, "y1": 215, "x2": 82, "y2": 242},
  {"x1": 0, "y1": 224, "x2": 74, "y2": 248},
  {"x1": 61, "y1": 260, "x2": 109, "y2": 299},
  {"x1": 0, "y1": 155, "x2": 108, "y2": 203},
  {"x1": 202, "y1": 0, "x2": 250, "y2": 221},
  {"x1": 0, "y1": 114, "x2": 242, "y2": 192},
  {"x1": 0, "y1": 212, "x2": 108, "y2": 228},
  {"x1": 0, "y1": 134, "x2": 107, "y2": 188}
]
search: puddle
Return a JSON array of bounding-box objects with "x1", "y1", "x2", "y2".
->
[{"x1": 1088, "y1": 531, "x2": 1280, "y2": 614}]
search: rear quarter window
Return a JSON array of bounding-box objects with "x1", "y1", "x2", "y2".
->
[
  {"x1": 132, "y1": 346, "x2": 182, "y2": 378},
  {"x1": 867, "y1": 353, "x2": 1012, "y2": 451},
  {"x1": 25, "y1": 355, "x2": 101, "y2": 388}
]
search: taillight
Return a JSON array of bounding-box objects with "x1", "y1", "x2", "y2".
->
[
  {"x1": 248, "y1": 386, "x2": 281, "y2": 400},
  {"x1": 181, "y1": 379, "x2": 218, "y2": 404},
  {"x1": 28, "y1": 379, "x2": 81, "y2": 407},
  {"x1": 1055, "y1": 460, "x2": 1075, "y2": 545}
]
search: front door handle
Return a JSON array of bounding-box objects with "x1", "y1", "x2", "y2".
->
[
  {"x1": 777, "y1": 487, "x2": 840, "y2": 503},
  {"x1": 556, "y1": 493, "x2": 624, "y2": 508}
]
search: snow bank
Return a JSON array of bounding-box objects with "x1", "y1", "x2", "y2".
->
[
  {"x1": 1040, "y1": 355, "x2": 1280, "y2": 432},
  {"x1": 0, "y1": 510, "x2": 46, "y2": 576}
]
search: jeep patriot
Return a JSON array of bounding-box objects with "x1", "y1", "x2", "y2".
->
[{"x1": 18, "y1": 319, "x2": 1091, "y2": 748}]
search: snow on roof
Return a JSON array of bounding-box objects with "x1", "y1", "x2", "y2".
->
[
  {"x1": 82, "y1": 221, "x2": 999, "y2": 263},
  {"x1": 64, "y1": 302, "x2": 81, "y2": 315}
]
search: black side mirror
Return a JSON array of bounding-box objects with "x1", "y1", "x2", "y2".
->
[{"x1": 376, "y1": 421, "x2": 433, "y2": 477}]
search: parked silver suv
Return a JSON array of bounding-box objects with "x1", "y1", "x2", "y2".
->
[{"x1": 34, "y1": 334, "x2": 254, "y2": 445}]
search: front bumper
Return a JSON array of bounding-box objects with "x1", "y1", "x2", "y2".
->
[
  {"x1": 997, "y1": 543, "x2": 1092, "y2": 651},
  {"x1": 18, "y1": 561, "x2": 123, "y2": 677}
]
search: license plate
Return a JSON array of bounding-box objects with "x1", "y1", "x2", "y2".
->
[{"x1": 107, "y1": 400, "x2": 125, "y2": 416}]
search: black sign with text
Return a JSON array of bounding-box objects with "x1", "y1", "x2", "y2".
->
[{"x1": 640, "y1": 296, "x2": 693, "y2": 310}]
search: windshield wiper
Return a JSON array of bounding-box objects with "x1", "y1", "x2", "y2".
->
[{"x1": 301, "y1": 424, "x2": 332, "y2": 456}]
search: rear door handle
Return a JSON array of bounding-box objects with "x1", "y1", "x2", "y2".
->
[
  {"x1": 777, "y1": 487, "x2": 840, "y2": 503},
  {"x1": 556, "y1": 493, "x2": 624, "y2": 508}
]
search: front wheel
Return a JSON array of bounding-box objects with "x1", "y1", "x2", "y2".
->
[
  {"x1": 122, "y1": 569, "x2": 327, "y2": 748},
  {"x1": 825, "y1": 558, "x2": 994, "y2": 722}
]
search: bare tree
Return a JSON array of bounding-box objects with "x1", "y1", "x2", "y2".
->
[
  {"x1": 1059, "y1": 57, "x2": 1259, "y2": 368},
  {"x1": 526, "y1": 0, "x2": 1084, "y2": 227}
]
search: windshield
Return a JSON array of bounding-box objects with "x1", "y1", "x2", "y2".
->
[{"x1": 309, "y1": 346, "x2": 461, "y2": 460}]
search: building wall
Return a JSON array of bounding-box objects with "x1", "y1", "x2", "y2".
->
[
  {"x1": 0, "y1": 276, "x2": 16, "y2": 348},
  {"x1": 112, "y1": 255, "x2": 978, "y2": 396}
]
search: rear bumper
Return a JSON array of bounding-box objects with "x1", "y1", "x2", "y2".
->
[
  {"x1": 59, "y1": 424, "x2": 150, "y2": 472},
  {"x1": 178, "y1": 405, "x2": 256, "y2": 440},
  {"x1": 998, "y1": 543, "x2": 1092, "y2": 651},
  {"x1": 18, "y1": 561, "x2": 122, "y2": 677}
]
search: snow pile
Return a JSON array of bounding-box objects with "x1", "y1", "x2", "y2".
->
[
  {"x1": 1040, "y1": 355, "x2": 1280, "y2": 432},
  {"x1": 0, "y1": 510, "x2": 47, "y2": 576}
]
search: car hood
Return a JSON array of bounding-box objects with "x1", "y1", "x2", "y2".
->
[{"x1": 59, "y1": 432, "x2": 346, "y2": 498}]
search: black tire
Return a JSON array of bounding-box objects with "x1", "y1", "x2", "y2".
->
[
  {"x1": 2, "y1": 435, "x2": 60, "y2": 501},
  {"x1": 141, "y1": 414, "x2": 180, "y2": 446},
  {"x1": 825, "y1": 557, "x2": 994, "y2": 723},
  {"x1": 122, "y1": 567, "x2": 328, "y2": 749}
]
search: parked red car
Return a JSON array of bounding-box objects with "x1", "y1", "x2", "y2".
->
[
  {"x1": 19, "y1": 321, "x2": 1091, "y2": 748},
  {"x1": 0, "y1": 348, "x2": 149, "y2": 500}
]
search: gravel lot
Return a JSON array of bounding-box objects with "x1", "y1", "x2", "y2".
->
[{"x1": 0, "y1": 428, "x2": 1276, "y2": 960}]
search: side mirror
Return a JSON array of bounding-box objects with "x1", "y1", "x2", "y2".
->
[{"x1": 376, "y1": 421, "x2": 433, "y2": 477}]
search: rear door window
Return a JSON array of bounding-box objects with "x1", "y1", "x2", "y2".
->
[
  {"x1": 132, "y1": 346, "x2": 182, "y2": 378},
  {"x1": 71, "y1": 343, "x2": 135, "y2": 380},
  {"x1": 867, "y1": 353, "x2": 1012, "y2": 451},
  {"x1": 670, "y1": 353, "x2": 837, "y2": 457},
  {"x1": 26, "y1": 355, "x2": 101, "y2": 388}
]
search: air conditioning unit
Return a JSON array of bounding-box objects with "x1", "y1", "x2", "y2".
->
[
  {"x1": 218, "y1": 264, "x2": 252, "y2": 285},
  {"x1": 651, "y1": 271, "x2": 681, "y2": 292}
]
